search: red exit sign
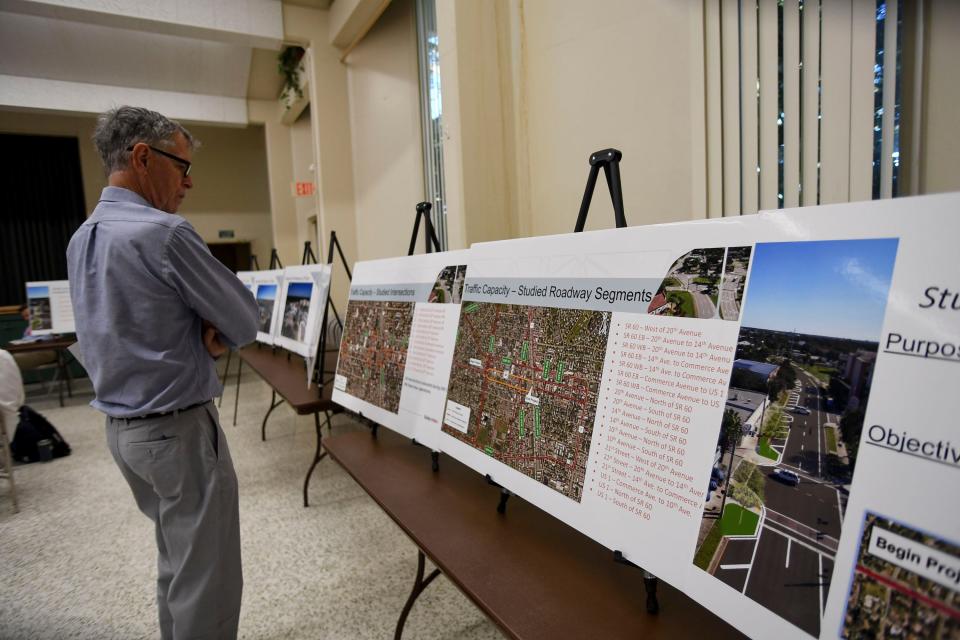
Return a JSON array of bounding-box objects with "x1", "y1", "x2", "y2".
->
[{"x1": 293, "y1": 181, "x2": 315, "y2": 196}]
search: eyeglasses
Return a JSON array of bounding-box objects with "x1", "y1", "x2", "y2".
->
[{"x1": 127, "y1": 144, "x2": 192, "y2": 177}]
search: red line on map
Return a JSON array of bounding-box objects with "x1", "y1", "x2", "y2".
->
[
  {"x1": 855, "y1": 565, "x2": 960, "y2": 620},
  {"x1": 497, "y1": 454, "x2": 564, "y2": 465}
]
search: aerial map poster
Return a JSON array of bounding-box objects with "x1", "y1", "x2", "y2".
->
[
  {"x1": 434, "y1": 193, "x2": 960, "y2": 640},
  {"x1": 25, "y1": 280, "x2": 75, "y2": 335},
  {"x1": 272, "y1": 264, "x2": 331, "y2": 359},
  {"x1": 333, "y1": 250, "x2": 470, "y2": 448}
]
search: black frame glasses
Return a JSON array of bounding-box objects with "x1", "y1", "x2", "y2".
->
[{"x1": 127, "y1": 144, "x2": 192, "y2": 177}]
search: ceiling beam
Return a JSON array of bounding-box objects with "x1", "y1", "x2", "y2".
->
[
  {"x1": 328, "y1": 0, "x2": 391, "y2": 49},
  {"x1": 0, "y1": 75, "x2": 249, "y2": 126},
  {"x1": 0, "y1": 0, "x2": 284, "y2": 49}
]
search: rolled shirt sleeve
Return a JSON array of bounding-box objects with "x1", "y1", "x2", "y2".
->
[{"x1": 163, "y1": 222, "x2": 258, "y2": 348}]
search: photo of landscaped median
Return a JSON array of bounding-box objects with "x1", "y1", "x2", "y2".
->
[
  {"x1": 691, "y1": 238, "x2": 899, "y2": 637},
  {"x1": 649, "y1": 247, "x2": 725, "y2": 318}
]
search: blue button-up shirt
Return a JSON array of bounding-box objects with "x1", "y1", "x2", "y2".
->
[{"x1": 67, "y1": 187, "x2": 258, "y2": 418}]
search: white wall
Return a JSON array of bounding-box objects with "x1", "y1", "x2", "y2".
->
[
  {"x1": 289, "y1": 108, "x2": 319, "y2": 263},
  {"x1": 180, "y1": 121, "x2": 274, "y2": 263},
  {"x1": 346, "y1": 0, "x2": 424, "y2": 261},
  {"x1": 917, "y1": 0, "x2": 960, "y2": 195},
  {"x1": 520, "y1": 0, "x2": 706, "y2": 235},
  {"x1": 438, "y1": 0, "x2": 709, "y2": 247}
]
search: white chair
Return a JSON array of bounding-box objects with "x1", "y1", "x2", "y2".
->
[{"x1": 0, "y1": 410, "x2": 19, "y2": 513}]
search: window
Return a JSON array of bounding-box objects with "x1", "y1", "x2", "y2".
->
[{"x1": 415, "y1": 0, "x2": 448, "y2": 250}]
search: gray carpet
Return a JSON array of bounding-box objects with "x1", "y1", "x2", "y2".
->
[{"x1": 0, "y1": 367, "x2": 504, "y2": 640}]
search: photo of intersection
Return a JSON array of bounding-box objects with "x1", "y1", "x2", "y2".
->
[
  {"x1": 720, "y1": 246, "x2": 751, "y2": 321},
  {"x1": 692, "y1": 238, "x2": 899, "y2": 637},
  {"x1": 442, "y1": 302, "x2": 610, "y2": 502},
  {"x1": 650, "y1": 247, "x2": 725, "y2": 319},
  {"x1": 428, "y1": 264, "x2": 467, "y2": 304}
]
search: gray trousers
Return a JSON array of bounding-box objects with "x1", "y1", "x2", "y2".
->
[{"x1": 106, "y1": 402, "x2": 242, "y2": 639}]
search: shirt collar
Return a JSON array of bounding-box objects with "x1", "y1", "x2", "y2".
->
[{"x1": 99, "y1": 186, "x2": 152, "y2": 208}]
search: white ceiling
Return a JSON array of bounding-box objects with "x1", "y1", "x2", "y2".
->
[
  {"x1": 0, "y1": 1, "x2": 289, "y2": 124},
  {"x1": 0, "y1": 12, "x2": 254, "y2": 98}
]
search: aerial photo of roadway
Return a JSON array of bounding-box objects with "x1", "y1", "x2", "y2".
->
[
  {"x1": 695, "y1": 361, "x2": 850, "y2": 637},
  {"x1": 442, "y1": 301, "x2": 610, "y2": 502},
  {"x1": 336, "y1": 299, "x2": 415, "y2": 413}
]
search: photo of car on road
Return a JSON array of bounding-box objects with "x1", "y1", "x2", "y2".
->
[{"x1": 692, "y1": 238, "x2": 900, "y2": 637}]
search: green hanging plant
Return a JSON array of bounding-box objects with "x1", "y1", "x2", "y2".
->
[{"x1": 278, "y1": 46, "x2": 306, "y2": 106}]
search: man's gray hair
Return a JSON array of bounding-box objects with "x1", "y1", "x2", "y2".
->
[{"x1": 93, "y1": 106, "x2": 198, "y2": 174}]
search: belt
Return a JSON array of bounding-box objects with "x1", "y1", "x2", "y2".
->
[{"x1": 116, "y1": 401, "x2": 208, "y2": 423}]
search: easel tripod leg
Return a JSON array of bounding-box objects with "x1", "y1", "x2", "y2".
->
[
  {"x1": 232, "y1": 357, "x2": 243, "y2": 426},
  {"x1": 394, "y1": 550, "x2": 441, "y2": 640}
]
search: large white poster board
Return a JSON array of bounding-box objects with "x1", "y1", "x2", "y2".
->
[
  {"x1": 333, "y1": 251, "x2": 469, "y2": 448},
  {"x1": 25, "y1": 280, "x2": 75, "y2": 335},
  {"x1": 273, "y1": 264, "x2": 332, "y2": 358},
  {"x1": 433, "y1": 193, "x2": 960, "y2": 640}
]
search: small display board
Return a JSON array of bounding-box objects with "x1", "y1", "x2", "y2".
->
[
  {"x1": 25, "y1": 280, "x2": 74, "y2": 335},
  {"x1": 332, "y1": 250, "x2": 469, "y2": 448},
  {"x1": 273, "y1": 264, "x2": 332, "y2": 359}
]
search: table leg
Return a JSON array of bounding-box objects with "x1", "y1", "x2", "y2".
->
[
  {"x1": 56, "y1": 350, "x2": 65, "y2": 407},
  {"x1": 63, "y1": 349, "x2": 73, "y2": 399},
  {"x1": 218, "y1": 349, "x2": 233, "y2": 408},
  {"x1": 232, "y1": 357, "x2": 243, "y2": 426},
  {"x1": 261, "y1": 390, "x2": 285, "y2": 441},
  {"x1": 303, "y1": 410, "x2": 330, "y2": 508},
  {"x1": 394, "y1": 550, "x2": 441, "y2": 640}
]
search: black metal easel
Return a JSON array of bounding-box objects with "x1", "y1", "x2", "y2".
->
[
  {"x1": 392, "y1": 204, "x2": 447, "y2": 639},
  {"x1": 314, "y1": 231, "x2": 351, "y2": 388},
  {"x1": 269, "y1": 249, "x2": 283, "y2": 270},
  {"x1": 486, "y1": 149, "x2": 631, "y2": 516},
  {"x1": 220, "y1": 248, "x2": 276, "y2": 412},
  {"x1": 486, "y1": 148, "x2": 658, "y2": 613},
  {"x1": 406, "y1": 202, "x2": 442, "y2": 472},
  {"x1": 301, "y1": 241, "x2": 319, "y2": 266},
  {"x1": 408, "y1": 201, "x2": 442, "y2": 255},
  {"x1": 574, "y1": 148, "x2": 627, "y2": 232},
  {"x1": 576, "y1": 148, "x2": 659, "y2": 614},
  {"x1": 236, "y1": 241, "x2": 301, "y2": 427}
]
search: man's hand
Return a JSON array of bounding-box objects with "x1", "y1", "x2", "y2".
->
[{"x1": 202, "y1": 320, "x2": 228, "y2": 359}]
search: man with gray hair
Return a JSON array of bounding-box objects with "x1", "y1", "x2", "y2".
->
[{"x1": 67, "y1": 106, "x2": 257, "y2": 639}]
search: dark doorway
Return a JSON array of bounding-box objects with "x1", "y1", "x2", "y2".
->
[
  {"x1": 0, "y1": 134, "x2": 87, "y2": 306},
  {"x1": 207, "y1": 242, "x2": 252, "y2": 273}
]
